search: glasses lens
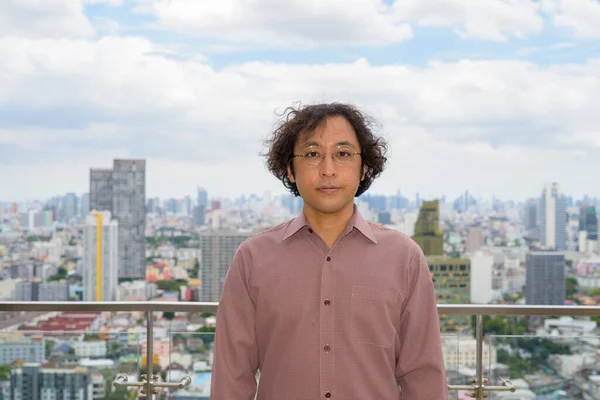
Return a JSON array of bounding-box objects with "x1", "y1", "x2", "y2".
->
[
  {"x1": 333, "y1": 149, "x2": 354, "y2": 164},
  {"x1": 303, "y1": 150, "x2": 322, "y2": 166}
]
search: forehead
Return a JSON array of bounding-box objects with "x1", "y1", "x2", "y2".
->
[{"x1": 297, "y1": 115, "x2": 359, "y2": 148}]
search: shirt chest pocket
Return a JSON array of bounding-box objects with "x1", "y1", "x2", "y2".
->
[{"x1": 351, "y1": 285, "x2": 402, "y2": 348}]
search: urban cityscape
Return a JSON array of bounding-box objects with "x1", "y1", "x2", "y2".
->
[
  {"x1": 2, "y1": 0, "x2": 600, "y2": 399},
  {"x1": 0, "y1": 157, "x2": 599, "y2": 399}
]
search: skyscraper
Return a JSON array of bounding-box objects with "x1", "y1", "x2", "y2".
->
[
  {"x1": 84, "y1": 211, "x2": 118, "y2": 301},
  {"x1": 90, "y1": 159, "x2": 146, "y2": 279},
  {"x1": 579, "y1": 205, "x2": 598, "y2": 241},
  {"x1": 427, "y1": 255, "x2": 471, "y2": 332},
  {"x1": 62, "y1": 192, "x2": 79, "y2": 222},
  {"x1": 525, "y1": 251, "x2": 565, "y2": 305},
  {"x1": 412, "y1": 200, "x2": 444, "y2": 256},
  {"x1": 539, "y1": 183, "x2": 567, "y2": 251},
  {"x1": 199, "y1": 232, "x2": 252, "y2": 302}
]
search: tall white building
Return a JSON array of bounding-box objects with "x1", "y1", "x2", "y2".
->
[
  {"x1": 539, "y1": 183, "x2": 567, "y2": 251},
  {"x1": 84, "y1": 211, "x2": 118, "y2": 301},
  {"x1": 469, "y1": 252, "x2": 494, "y2": 304}
]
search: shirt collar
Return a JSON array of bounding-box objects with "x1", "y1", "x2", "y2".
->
[{"x1": 281, "y1": 204, "x2": 377, "y2": 244}]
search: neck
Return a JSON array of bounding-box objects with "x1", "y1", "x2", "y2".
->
[{"x1": 303, "y1": 204, "x2": 355, "y2": 247}]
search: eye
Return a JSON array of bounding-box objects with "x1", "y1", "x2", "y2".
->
[
  {"x1": 304, "y1": 151, "x2": 321, "y2": 158},
  {"x1": 336, "y1": 150, "x2": 352, "y2": 158}
]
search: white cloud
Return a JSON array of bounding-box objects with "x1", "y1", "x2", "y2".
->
[
  {"x1": 542, "y1": 0, "x2": 600, "y2": 38},
  {"x1": 135, "y1": 0, "x2": 414, "y2": 46},
  {"x1": 0, "y1": 0, "x2": 94, "y2": 39},
  {"x1": 0, "y1": 32, "x2": 600, "y2": 200},
  {"x1": 133, "y1": 0, "x2": 546, "y2": 45},
  {"x1": 393, "y1": 0, "x2": 544, "y2": 41}
]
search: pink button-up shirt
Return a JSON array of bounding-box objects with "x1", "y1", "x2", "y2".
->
[{"x1": 210, "y1": 207, "x2": 447, "y2": 399}]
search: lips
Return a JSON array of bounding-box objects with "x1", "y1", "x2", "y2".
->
[{"x1": 317, "y1": 186, "x2": 339, "y2": 194}]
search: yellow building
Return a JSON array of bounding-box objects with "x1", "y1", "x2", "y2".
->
[
  {"x1": 427, "y1": 255, "x2": 471, "y2": 332},
  {"x1": 413, "y1": 200, "x2": 444, "y2": 256}
]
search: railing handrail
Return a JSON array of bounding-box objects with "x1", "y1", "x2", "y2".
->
[{"x1": 0, "y1": 301, "x2": 599, "y2": 316}]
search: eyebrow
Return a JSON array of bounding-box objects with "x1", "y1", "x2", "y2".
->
[{"x1": 302, "y1": 140, "x2": 357, "y2": 149}]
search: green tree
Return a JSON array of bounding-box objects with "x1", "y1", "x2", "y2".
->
[
  {"x1": 0, "y1": 365, "x2": 11, "y2": 380},
  {"x1": 163, "y1": 312, "x2": 175, "y2": 320},
  {"x1": 566, "y1": 276, "x2": 578, "y2": 299},
  {"x1": 195, "y1": 326, "x2": 216, "y2": 345}
]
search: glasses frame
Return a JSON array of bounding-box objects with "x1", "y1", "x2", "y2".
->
[{"x1": 292, "y1": 147, "x2": 361, "y2": 166}]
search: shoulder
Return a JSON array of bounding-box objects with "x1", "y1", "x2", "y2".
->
[
  {"x1": 233, "y1": 219, "x2": 293, "y2": 261},
  {"x1": 366, "y1": 221, "x2": 423, "y2": 257}
]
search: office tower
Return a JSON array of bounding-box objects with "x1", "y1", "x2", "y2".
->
[
  {"x1": 469, "y1": 252, "x2": 493, "y2": 304},
  {"x1": 80, "y1": 192, "x2": 89, "y2": 217},
  {"x1": 83, "y1": 211, "x2": 119, "y2": 301},
  {"x1": 199, "y1": 232, "x2": 252, "y2": 302},
  {"x1": 539, "y1": 183, "x2": 567, "y2": 251},
  {"x1": 194, "y1": 188, "x2": 208, "y2": 226},
  {"x1": 525, "y1": 251, "x2": 565, "y2": 305},
  {"x1": 578, "y1": 205, "x2": 598, "y2": 254},
  {"x1": 427, "y1": 255, "x2": 471, "y2": 332},
  {"x1": 412, "y1": 200, "x2": 444, "y2": 256},
  {"x1": 378, "y1": 211, "x2": 392, "y2": 225},
  {"x1": 11, "y1": 364, "x2": 93, "y2": 400},
  {"x1": 62, "y1": 192, "x2": 79, "y2": 222},
  {"x1": 90, "y1": 159, "x2": 146, "y2": 279},
  {"x1": 466, "y1": 225, "x2": 484, "y2": 253}
]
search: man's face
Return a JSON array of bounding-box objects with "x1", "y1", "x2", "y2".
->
[{"x1": 288, "y1": 115, "x2": 365, "y2": 216}]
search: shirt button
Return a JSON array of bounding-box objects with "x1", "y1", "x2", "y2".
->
[
  {"x1": 324, "y1": 299, "x2": 331, "y2": 306},
  {"x1": 326, "y1": 256, "x2": 331, "y2": 262},
  {"x1": 324, "y1": 345, "x2": 330, "y2": 352},
  {"x1": 325, "y1": 392, "x2": 331, "y2": 398},
  {"x1": 308, "y1": 228, "x2": 313, "y2": 233}
]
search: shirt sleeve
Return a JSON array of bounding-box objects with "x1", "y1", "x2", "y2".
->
[
  {"x1": 210, "y1": 245, "x2": 259, "y2": 399},
  {"x1": 396, "y1": 248, "x2": 448, "y2": 400}
]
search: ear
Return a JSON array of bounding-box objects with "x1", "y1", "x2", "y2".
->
[{"x1": 287, "y1": 162, "x2": 295, "y2": 183}]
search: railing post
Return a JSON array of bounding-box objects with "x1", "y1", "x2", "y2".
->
[
  {"x1": 475, "y1": 314, "x2": 484, "y2": 399},
  {"x1": 146, "y1": 310, "x2": 154, "y2": 399}
]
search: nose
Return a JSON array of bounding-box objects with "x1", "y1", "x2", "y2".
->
[{"x1": 319, "y1": 153, "x2": 337, "y2": 177}]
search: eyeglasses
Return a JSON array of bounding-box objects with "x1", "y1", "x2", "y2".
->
[{"x1": 293, "y1": 147, "x2": 361, "y2": 166}]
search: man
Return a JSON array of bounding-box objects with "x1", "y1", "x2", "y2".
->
[{"x1": 210, "y1": 103, "x2": 447, "y2": 399}]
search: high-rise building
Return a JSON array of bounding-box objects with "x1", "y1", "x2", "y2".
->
[
  {"x1": 90, "y1": 159, "x2": 146, "y2": 279},
  {"x1": 579, "y1": 205, "x2": 598, "y2": 240},
  {"x1": 469, "y1": 252, "x2": 493, "y2": 304},
  {"x1": 539, "y1": 183, "x2": 567, "y2": 251},
  {"x1": 11, "y1": 364, "x2": 93, "y2": 400},
  {"x1": 427, "y1": 255, "x2": 471, "y2": 332},
  {"x1": 197, "y1": 188, "x2": 208, "y2": 208},
  {"x1": 525, "y1": 251, "x2": 565, "y2": 305},
  {"x1": 199, "y1": 232, "x2": 252, "y2": 302},
  {"x1": 412, "y1": 200, "x2": 444, "y2": 256},
  {"x1": 84, "y1": 211, "x2": 119, "y2": 301},
  {"x1": 466, "y1": 225, "x2": 484, "y2": 253},
  {"x1": 80, "y1": 192, "x2": 90, "y2": 217},
  {"x1": 62, "y1": 192, "x2": 79, "y2": 222}
]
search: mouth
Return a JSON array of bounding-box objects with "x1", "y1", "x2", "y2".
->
[{"x1": 317, "y1": 186, "x2": 340, "y2": 194}]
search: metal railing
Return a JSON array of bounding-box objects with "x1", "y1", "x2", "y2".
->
[{"x1": 1, "y1": 302, "x2": 599, "y2": 399}]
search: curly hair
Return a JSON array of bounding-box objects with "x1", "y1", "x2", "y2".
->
[{"x1": 264, "y1": 102, "x2": 388, "y2": 197}]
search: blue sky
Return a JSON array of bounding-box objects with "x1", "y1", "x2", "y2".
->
[{"x1": 1, "y1": 0, "x2": 600, "y2": 202}]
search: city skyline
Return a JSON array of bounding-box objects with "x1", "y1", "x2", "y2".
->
[{"x1": 1, "y1": 1, "x2": 600, "y2": 201}]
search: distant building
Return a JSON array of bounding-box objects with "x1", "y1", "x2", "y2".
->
[
  {"x1": 427, "y1": 255, "x2": 471, "y2": 332},
  {"x1": 15, "y1": 281, "x2": 69, "y2": 302},
  {"x1": 469, "y1": 252, "x2": 493, "y2": 304},
  {"x1": 539, "y1": 183, "x2": 567, "y2": 251},
  {"x1": 466, "y1": 225, "x2": 484, "y2": 253},
  {"x1": 525, "y1": 251, "x2": 565, "y2": 305},
  {"x1": 90, "y1": 159, "x2": 146, "y2": 279},
  {"x1": 83, "y1": 211, "x2": 118, "y2": 301},
  {"x1": 0, "y1": 336, "x2": 44, "y2": 365},
  {"x1": 199, "y1": 232, "x2": 252, "y2": 302},
  {"x1": 412, "y1": 200, "x2": 443, "y2": 256},
  {"x1": 11, "y1": 363, "x2": 94, "y2": 400}
]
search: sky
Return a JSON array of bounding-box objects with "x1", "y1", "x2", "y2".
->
[{"x1": 1, "y1": 0, "x2": 600, "y2": 203}]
